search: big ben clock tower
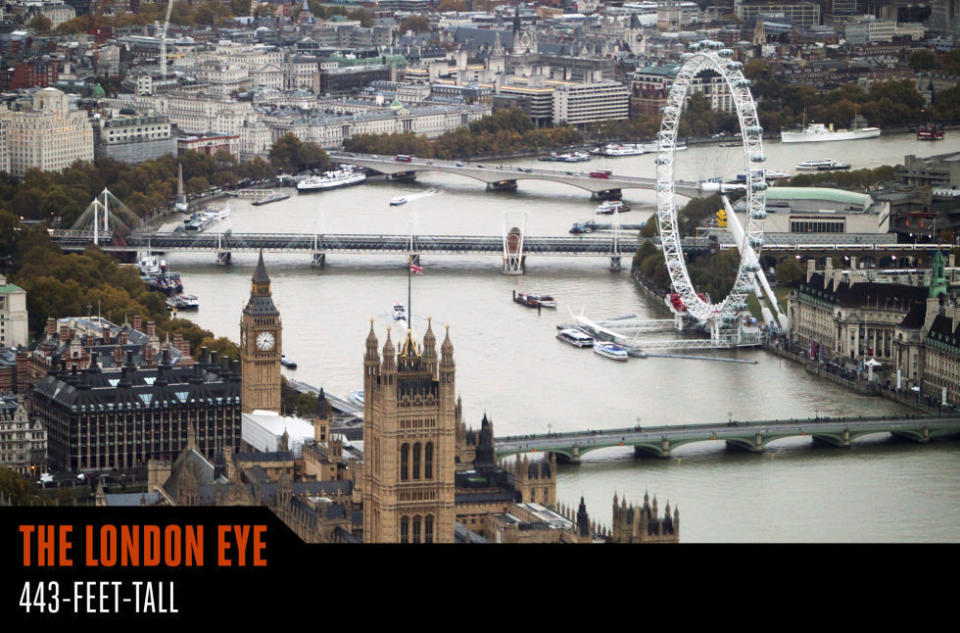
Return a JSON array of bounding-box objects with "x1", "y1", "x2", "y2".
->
[{"x1": 240, "y1": 251, "x2": 282, "y2": 414}]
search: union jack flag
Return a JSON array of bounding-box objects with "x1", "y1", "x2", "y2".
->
[{"x1": 410, "y1": 260, "x2": 422, "y2": 274}]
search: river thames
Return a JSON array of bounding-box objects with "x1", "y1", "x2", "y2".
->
[{"x1": 161, "y1": 133, "x2": 960, "y2": 542}]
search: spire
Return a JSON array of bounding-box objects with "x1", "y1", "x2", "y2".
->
[
  {"x1": 382, "y1": 327, "x2": 396, "y2": 372},
  {"x1": 422, "y1": 317, "x2": 437, "y2": 372},
  {"x1": 317, "y1": 387, "x2": 328, "y2": 419},
  {"x1": 365, "y1": 318, "x2": 379, "y2": 361},
  {"x1": 577, "y1": 496, "x2": 590, "y2": 537},
  {"x1": 441, "y1": 324, "x2": 453, "y2": 359},
  {"x1": 399, "y1": 327, "x2": 418, "y2": 358},
  {"x1": 253, "y1": 249, "x2": 270, "y2": 284}
]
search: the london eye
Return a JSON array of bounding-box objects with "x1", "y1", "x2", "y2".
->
[{"x1": 654, "y1": 41, "x2": 781, "y2": 338}]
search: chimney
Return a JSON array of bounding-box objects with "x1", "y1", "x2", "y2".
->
[
  {"x1": 806, "y1": 258, "x2": 815, "y2": 283},
  {"x1": 113, "y1": 345, "x2": 123, "y2": 366},
  {"x1": 120, "y1": 332, "x2": 128, "y2": 345},
  {"x1": 59, "y1": 325, "x2": 71, "y2": 341},
  {"x1": 144, "y1": 344, "x2": 154, "y2": 365},
  {"x1": 133, "y1": 315, "x2": 142, "y2": 332},
  {"x1": 146, "y1": 321, "x2": 156, "y2": 337},
  {"x1": 210, "y1": 350, "x2": 218, "y2": 367},
  {"x1": 46, "y1": 317, "x2": 57, "y2": 337},
  {"x1": 102, "y1": 325, "x2": 110, "y2": 344}
]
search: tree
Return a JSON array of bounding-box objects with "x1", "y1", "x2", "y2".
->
[
  {"x1": 0, "y1": 467, "x2": 41, "y2": 504},
  {"x1": 27, "y1": 14, "x2": 52, "y2": 35},
  {"x1": 909, "y1": 49, "x2": 936, "y2": 72},
  {"x1": 399, "y1": 15, "x2": 430, "y2": 33},
  {"x1": 437, "y1": 0, "x2": 467, "y2": 10},
  {"x1": 347, "y1": 8, "x2": 372, "y2": 27},
  {"x1": 775, "y1": 257, "x2": 805, "y2": 286}
]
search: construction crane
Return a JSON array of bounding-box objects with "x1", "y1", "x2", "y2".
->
[
  {"x1": 158, "y1": 0, "x2": 175, "y2": 81},
  {"x1": 89, "y1": 0, "x2": 108, "y2": 74}
]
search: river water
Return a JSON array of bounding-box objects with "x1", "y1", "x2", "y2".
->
[{"x1": 162, "y1": 133, "x2": 960, "y2": 542}]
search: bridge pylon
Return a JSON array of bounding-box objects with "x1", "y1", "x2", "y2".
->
[
  {"x1": 215, "y1": 233, "x2": 231, "y2": 265},
  {"x1": 311, "y1": 234, "x2": 325, "y2": 268},
  {"x1": 502, "y1": 211, "x2": 527, "y2": 275}
]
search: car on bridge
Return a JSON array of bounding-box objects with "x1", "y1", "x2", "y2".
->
[{"x1": 395, "y1": 155, "x2": 413, "y2": 162}]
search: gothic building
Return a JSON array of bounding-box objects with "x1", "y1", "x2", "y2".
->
[
  {"x1": 362, "y1": 320, "x2": 458, "y2": 543},
  {"x1": 610, "y1": 492, "x2": 680, "y2": 543},
  {"x1": 241, "y1": 251, "x2": 282, "y2": 414}
]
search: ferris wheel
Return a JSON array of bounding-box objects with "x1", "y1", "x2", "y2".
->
[{"x1": 654, "y1": 41, "x2": 770, "y2": 335}]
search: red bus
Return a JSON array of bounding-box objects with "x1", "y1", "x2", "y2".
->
[{"x1": 589, "y1": 170, "x2": 612, "y2": 179}]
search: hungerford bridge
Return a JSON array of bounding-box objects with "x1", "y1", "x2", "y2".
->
[{"x1": 493, "y1": 415, "x2": 960, "y2": 463}]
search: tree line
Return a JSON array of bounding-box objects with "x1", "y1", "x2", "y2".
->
[{"x1": 343, "y1": 108, "x2": 583, "y2": 158}]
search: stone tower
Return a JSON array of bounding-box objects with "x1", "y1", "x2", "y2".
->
[
  {"x1": 240, "y1": 251, "x2": 282, "y2": 414},
  {"x1": 362, "y1": 319, "x2": 457, "y2": 543},
  {"x1": 929, "y1": 250, "x2": 948, "y2": 299}
]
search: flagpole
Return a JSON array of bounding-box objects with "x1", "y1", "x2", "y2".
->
[{"x1": 408, "y1": 255, "x2": 412, "y2": 330}]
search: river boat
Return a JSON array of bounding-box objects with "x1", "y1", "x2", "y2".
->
[
  {"x1": 390, "y1": 197, "x2": 408, "y2": 206},
  {"x1": 144, "y1": 272, "x2": 183, "y2": 296},
  {"x1": 349, "y1": 390, "x2": 364, "y2": 407},
  {"x1": 917, "y1": 126, "x2": 945, "y2": 141},
  {"x1": 736, "y1": 169, "x2": 789, "y2": 182},
  {"x1": 531, "y1": 294, "x2": 556, "y2": 308},
  {"x1": 513, "y1": 292, "x2": 540, "y2": 308},
  {"x1": 252, "y1": 192, "x2": 291, "y2": 206},
  {"x1": 556, "y1": 328, "x2": 594, "y2": 348},
  {"x1": 539, "y1": 151, "x2": 591, "y2": 162},
  {"x1": 598, "y1": 143, "x2": 645, "y2": 157},
  {"x1": 597, "y1": 200, "x2": 630, "y2": 215},
  {"x1": 137, "y1": 254, "x2": 163, "y2": 276},
  {"x1": 638, "y1": 142, "x2": 687, "y2": 152},
  {"x1": 593, "y1": 341, "x2": 629, "y2": 361},
  {"x1": 781, "y1": 118, "x2": 880, "y2": 143},
  {"x1": 795, "y1": 159, "x2": 851, "y2": 172},
  {"x1": 281, "y1": 355, "x2": 297, "y2": 369},
  {"x1": 166, "y1": 294, "x2": 199, "y2": 311},
  {"x1": 297, "y1": 165, "x2": 366, "y2": 193},
  {"x1": 393, "y1": 302, "x2": 407, "y2": 321}
]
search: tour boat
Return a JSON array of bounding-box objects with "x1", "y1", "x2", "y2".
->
[
  {"x1": 281, "y1": 355, "x2": 297, "y2": 369},
  {"x1": 539, "y1": 151, "x2": 591, "y2": 162},
  {"x1": 917, "y1": 126, "x2": 944, "y2": 141},
  {"x1": 144, "y1": 272, "x2": 184, "y2": 296},
  {"x1": 297, "y1": 165, "x2": 366, "y2": 193},
  {"x1": 638, "y1": 142, "x2": 686, "y2": 152},
  {"x1": 781, "y1": 122, "x2": 880, "y2": 143},
  {"x1": 137, "y1": 254, "x2": 163, "y2": 276},
  {"x1": 598, "y1": 143, "x2": 645, "y2": 157},
  {"x1": 513, "y1": 292, "x2": 540, "y2": 308},
  {"x1": 795, "y1": 159, "x2": 851, "y2": 172},
  {"x1": 593, "y1": 341, "x2": 629, "y2": 361},
  {"x1": 166, "y1": 294, "x2": 199, "y2": 311},
  {"x1": 556, "y1": 328, "x2": 594, "y2": 348},
  {"x1": 252, "y1": 192, "x2": 291, "y2": 206},
  {"x1": 349, "y1": 390, "x2": 364, "y2": 407},
  {"x1": 596, "y1": 200, "x2": 631, "y2": 215},
  {"x1": 390, "y1": 197, "x2": 408, "y2": 206},
  {"x1": 392, "y1": 303, "x2": 407, "y2": 321},
  {"x1": 531, "y1": 294, "x2": 556, "y2": 309}
]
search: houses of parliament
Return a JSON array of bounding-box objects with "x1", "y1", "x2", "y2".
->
[{"x1": 112, "y1": 253, "x2": 679, "y2": 544}]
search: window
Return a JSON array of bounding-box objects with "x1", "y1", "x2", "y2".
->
[
  {"x1": 424, "y1": 442, "x2": 433, "y2": 480},
  {"x1": 412, "y1": 515, "x2": 421, "y2": 544},
  {"x1": 412, "y1": 442, "x2": 421, "y2": 480},
  {"x1": 400, "y1": 516, "x2": 408, "y2": 543},
  {"x1": 424, "y1": 515, "x2": 433, "y2": 544},
  {"x1": 400, "y1": 443, "x2": 408, "y2": 481}
]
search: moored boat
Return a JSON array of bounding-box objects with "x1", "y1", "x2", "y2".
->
[
  {"x1": 166, "y1": 294, "x2": 199, "y2": 311},
  {"x1": 917, "y1": 126, "x2": 945, "y2": 141},
  {"x1": 796, "y1": 159, "x2": 851, "y2": 172},
  {"x1": 281, "y1": 355, "x2": 297, "y2": 369},
  {"x1": 297, "y1": 165, "x2": 366, "y2": 193},
  {"x1": 781, "y1": 121, "x2": 881, "y2": 143},
  {"x1": 596, "y1": 200, "x2": 631, "y2": 215},
  {"x1": 390, "y1": 197, "x2": 408, "y2": 206},
  {"x1": 556, "y1": 328, "x2": 594, "y2": 347},
  {"x1": 392, "y1": 302, "x2": 407, "y2": 321},
  {"x1": 593, "y1": 341, "x2": 629, "y2": 361},
  {"x1": 531, "y1": 294, "x2": 556, "y2": 308},
  {"x1": 252, "y1": 192, "x2": 291, "y2": 206}
]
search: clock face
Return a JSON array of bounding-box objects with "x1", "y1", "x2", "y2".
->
[{"x1": 256, "y1": 332, "x2": 275, "y2": 351}]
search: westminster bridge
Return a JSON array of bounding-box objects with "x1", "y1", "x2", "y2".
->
[{"x1": 492, "y1": 415, "x2": 960, "y2": 463}]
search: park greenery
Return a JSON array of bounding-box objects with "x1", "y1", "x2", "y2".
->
[
  {"x1": 778, "y1": 165, "x2": 897, "y2": 189},
  {"x1": 344, "y1": 108, "x2": 583, "y2": 158}
]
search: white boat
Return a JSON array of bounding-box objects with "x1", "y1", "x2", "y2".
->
[
  {"x1": 781, "y1": 122, "x2": 881, "y2": 143},
  {"x1": 138, "y1": 254, "x2": 163, "y2": 276},
  {"x1": 166, "y1": 294, "x2": 199, "y2": 311},
  {"x1": 392, "y1": 302, "x2": 407, "y2": 321},
  {"x1": 556, "y1": 328, "x2": 594, "y2": 348},
  {"x1": 593, "y1": 341, "x2": 629, "y2": 361},
  {"x1": 349, "y1": 390, "x2": 364, "y2": 407},
  {"x1": 207, "y1": 204, "x2": 231, "y2": 222},
  {"x1": 390, "y1": 197, "x2": 408, "y2": 206},
  {"x1": 795, "y1": 159, "x2": 851, "y2": 172},
  {"x1": 297, "y1": 165, "x2": 367, "y2": 193},
  {"x1": 280, "y1": 355, "x2": 297, "y2": 369},
  {"x1": 638, "y1": 142, "x2": 687, "y2": 152},
  {"x1": 600, "y1": 143, "x2": 645, "y2": 157},
  {"x1": 597, "y1": 200, "x2": 631, "y2": 215}
]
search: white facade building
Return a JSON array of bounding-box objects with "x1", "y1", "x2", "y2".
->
[
  {"x1": 0, "y1": 87, "x2": 94, "y2": 178},
  {"x1": 0, "y1": 275, "x2": 28, "y2": 349},
  {"x1": 552, "y1": 81, "x2": 629, "y2": 126}
]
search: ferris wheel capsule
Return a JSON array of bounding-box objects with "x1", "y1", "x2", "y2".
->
[
  {"x1": 743, "y1": 261, "x2": 760, "y2": 272},
  {"x1": 751, "y1": 181, "x2": 768, "y2": 191},
  {"x1": 751, "y1": 208, "x2": 767, "y2": 219},
  {"x1": 726, "y1": 61, "x2": 743, "y2": 70},
  {"x1": 750, "y1": 153, "x2": 766, "y2": 162},
  {"x1": 745, "y1": 125, "x2": 763, "y2": 135},
  {"x1": 749, "y1": 235, "x2": 765, "y2": 248},
  {"x1": 718, "y1": 48, "x2": 733, "y2": 58}
]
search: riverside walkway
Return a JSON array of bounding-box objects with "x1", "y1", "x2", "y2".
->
[{"x1": 493, "y1": 415, "x2": 960, "y2": 463}]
